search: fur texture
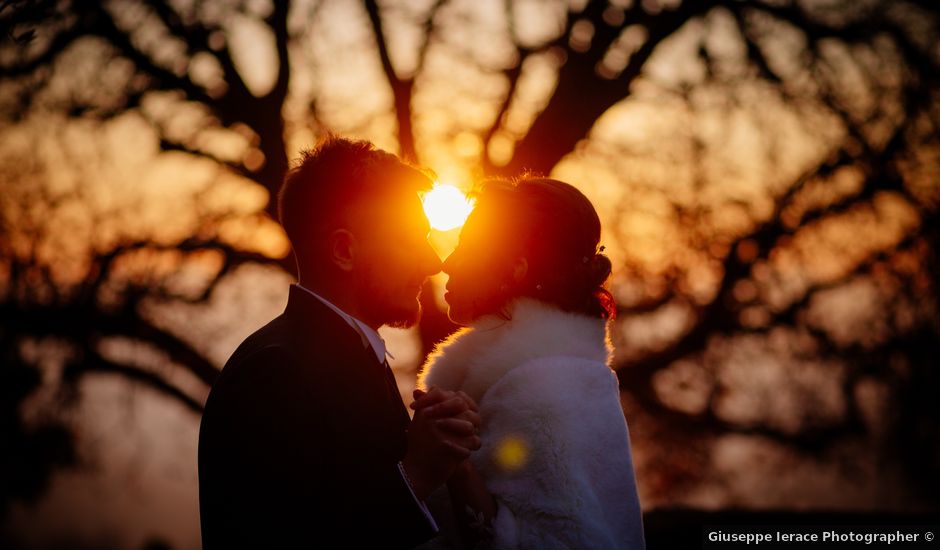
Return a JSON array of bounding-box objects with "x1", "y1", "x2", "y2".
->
[{"x1": 418, "y1": 298, "x2": 646, "y2": 549}]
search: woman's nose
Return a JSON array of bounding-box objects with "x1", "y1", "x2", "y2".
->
[{"x1": 421, "y1": 242, "x2": 443, "y2": 277}]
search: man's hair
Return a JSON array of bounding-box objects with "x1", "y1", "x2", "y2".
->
[{"x1": 277, "y1": 135, "x2": 433, "y2": 267}]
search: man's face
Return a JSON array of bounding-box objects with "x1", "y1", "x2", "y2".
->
[{"x1": 351, "y1": 188, "x2": 442, "y2": 328}]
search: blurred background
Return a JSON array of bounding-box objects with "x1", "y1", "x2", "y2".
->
[{"x1": 1, "y1": 0, "x2": 938, "y2": 548}]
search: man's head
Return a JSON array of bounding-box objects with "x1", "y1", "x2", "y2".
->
[{"x1": 278, "y1": 136, "x2": 442, "y2": 328}]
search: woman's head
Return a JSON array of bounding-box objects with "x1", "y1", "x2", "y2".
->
[{"x1": 442, "y1": 176, "x2": 615, "y2": 325}]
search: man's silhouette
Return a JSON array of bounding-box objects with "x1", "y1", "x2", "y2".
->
[{"x1": 198, "y1": 137, "x2": 481, "y2": 548}]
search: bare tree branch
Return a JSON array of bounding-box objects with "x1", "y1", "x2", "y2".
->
[
  {"x1": 364, "y1": 0, "x2": 416, "y2": 161},
  {"x1": 70, "y1": 349, "x2": 204, "y2": 413},
  {"x1": 494, "y1": 0, "x2": 713, "y2": 176}
]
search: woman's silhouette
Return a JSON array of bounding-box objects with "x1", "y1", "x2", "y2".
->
[{"x1": 415, "y1": 177, "x2": 646, "y2": 549}]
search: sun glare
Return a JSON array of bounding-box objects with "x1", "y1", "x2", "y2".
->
[{"x1": 422, "y1": 183, "x2": 474, "y2": 231}]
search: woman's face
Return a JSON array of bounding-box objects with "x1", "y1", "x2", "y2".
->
[{"x1": 442, "y1": 205, "x2": 520, "y2": 325}]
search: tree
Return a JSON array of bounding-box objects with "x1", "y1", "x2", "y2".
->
[{"x1": 1, "y1": 0, "x2": 938, "y2": 524}]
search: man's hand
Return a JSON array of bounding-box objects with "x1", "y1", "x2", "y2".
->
[
  {"x1": 411, "y1": 387, "x2": 481, "y2": 435},
  {"x1": 402, "y1": 387, "x2": 482, "y2": 500}
]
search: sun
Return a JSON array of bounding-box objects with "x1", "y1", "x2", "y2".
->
[{"x1": 422, "y1": 183, "x2": 474, "y2": 231}]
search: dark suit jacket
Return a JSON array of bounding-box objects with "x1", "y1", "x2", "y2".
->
[{"x1": 198, "y1": 285, "x2": 437, "y2": 549}]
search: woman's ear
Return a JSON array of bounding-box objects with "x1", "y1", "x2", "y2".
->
[
  {"x1": 328, "y1": 229, "x2": 357, "y2": 272},
  {"x1": 511, "y1": 256, "x2": 528, "y2": 284}
]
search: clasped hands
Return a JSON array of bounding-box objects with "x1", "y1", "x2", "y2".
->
[{"x1": 401, "y1": 386, "x2": 482, "y2": 500}]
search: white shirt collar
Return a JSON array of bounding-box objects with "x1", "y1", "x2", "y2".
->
[{"x1": 294, "y1": 284, "x2": 394, "y2": 364}]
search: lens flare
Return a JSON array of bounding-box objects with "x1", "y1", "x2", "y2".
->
[
  {"x1": 494, "y1": 435, "x2": 529, "y2": 472},
  {"x1": 422, "y1": 183, "x2": 474, "y2": 231}
]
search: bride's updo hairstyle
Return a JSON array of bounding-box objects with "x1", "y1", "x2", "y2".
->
[{"x1": 473, "y1": 176, "x2": 615, "y2": 320}]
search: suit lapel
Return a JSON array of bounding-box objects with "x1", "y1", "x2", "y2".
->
[
  {"x1": 283, "y1": 286, "x2": 410, "y2": 454},
  {"x1": 382, "y1": 358, "x2": 411, "y2": 430}
]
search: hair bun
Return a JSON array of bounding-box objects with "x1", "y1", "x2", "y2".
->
[{"x1": 588, "y1": 252, "x2": 612, "y2": 288}]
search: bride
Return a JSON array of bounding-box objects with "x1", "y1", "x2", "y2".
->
[{"x1": 413, "y1": 177, "x2": 646, "y2": 549}]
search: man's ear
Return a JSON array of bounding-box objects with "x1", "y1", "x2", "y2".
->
[
  {"x1": 328, "y1": 229, "x2": 357, "y2": 272},
  {"x1": 511, "y1": 256, "x2": 528, "y2": 284}
]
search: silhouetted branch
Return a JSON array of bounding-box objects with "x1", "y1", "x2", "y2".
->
[
  {"x1": 135, "y1": 0, "x2": 254, "y2": 123},
  {"x1": 5, "y1": 297, "x2": 219, "y2": 386},
  {"x1": 2, "y1": 18, "x2": 84, "y2": 76},
  {"x1": 415, "y1": 0, "x2": 447, "y2": 73},
  {"x1": 157, "y1": 137, "x2": 254, "y2": 180},
  {"x1": 746, "y1": 227, "x2": 927, "y2": 333},
  {"x1": 495, "y1": 0, "x2": 713, "y2": 176},
  {"x1": 264, "y1": 1, "x2": 291, "y2": 106},
  {"x1": 70, "y1": 349, "x2": 204, "y2": 413},
  {"x1": 480, "y1": 51, "x2": 528, "y2": 170},
  {"x1": 365, "y1": 0, "x2": 408, "y2": 159},
  {"x1": 728, "y1": 6, "x2": 782, "y2": 84},
  {"x1": 88, "y1": 6, "x2": 211, "y2": 106},
  {"x1": 0, "y1": 0, "x2": 55, "y2": 45},
  {"x1": 19, "y1": 232, "x2": 286, "y2": 387},
  {"x1": 615, "y1": 83, "x2": 930, "y2": 443},
  {"x1": 363, "y1": 0, "x2": 448, "y2": 161}
]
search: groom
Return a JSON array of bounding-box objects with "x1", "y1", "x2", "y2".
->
[{"x1": 198, "y1": 137, "x2": 482, "y2": 548}]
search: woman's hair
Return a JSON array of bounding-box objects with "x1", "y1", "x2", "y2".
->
[{"x1": 472, "y1": 176, "x2": 615, "y2": 320}]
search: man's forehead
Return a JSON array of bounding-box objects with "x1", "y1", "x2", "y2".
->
[
  {"x1": 377, "y1": 176, "x2": 430, "y2": 204},
  {"x1": 358, "y1": 187, "x2": 428, "y2": 229}
]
